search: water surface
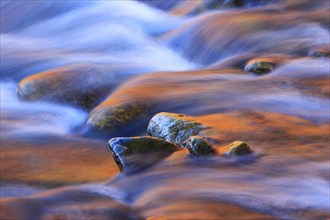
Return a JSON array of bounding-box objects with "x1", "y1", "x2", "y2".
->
[{"x1": 1, "y1": 0, "x2": 329, "y2": 219}]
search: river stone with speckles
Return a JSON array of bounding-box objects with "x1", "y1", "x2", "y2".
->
[
  {"x1": 183, "y1": 136, "x2": 217, "y2": 157},
  {"x1": 223, "y1": 141, "x2": 252, "y2": 157},
  {"x1": 244, "y1": 60, "x2": 275, "y2": 75},
  {"x1": 108, "y1": 136, "x2": 180, "y2": 171},
  {"x1": 147, "y1": 112, "x2": 206, "y2": 146}
]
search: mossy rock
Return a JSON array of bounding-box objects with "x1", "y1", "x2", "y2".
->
[
  {"x1": 108, "y1": 136, "x2": 180, "y2": 171},
  {"x1": 17, "y1": 64, "x2": 125, "y2": 109},
  {"x1": 183, "y1": 136, "x2": 217, "y2": 157},
  {"x1": 223, "y1": 141, "x2": 252, "y2": 157},
  {"x1": 147, "y1": 112, "x2": 206, "y2": 146},
  {"x1": 86, "y1": 102, "x2": 149, "y2": 135},
  {"x1": 244, "y1": 60, "x2": 275, "y2": 75}
]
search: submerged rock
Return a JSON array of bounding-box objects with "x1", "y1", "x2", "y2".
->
[
  {"x1": 17, "y1": 64, "x2": 127, "y2": 109},
  {"x1": 163, "y1": 8, "x2": 329, "y2": 65},
  {"x1": 108, "y1": 136, "x2": 180, "y2": 171},
  {"x1": 183, "y1": 136, "x2": 217, "y2": 157},
  {"x1": 309, "y1": 48, "x2": 330, "y2": 58},
  {"x1": 86, "y1": 102, "x2": 149, "y2": 135},
  {"x1": 146, "y1": 217, "x2": 168, "y2": 220},
  {"x1": 244, "y1": 60, "x2": 275, "y2": 75},
  {"x1": 147, "y1": 112, "x2": 206, "y2": 146},
  {"x1": 223, "y1": 141, "x2": 252, "y2": 157}
]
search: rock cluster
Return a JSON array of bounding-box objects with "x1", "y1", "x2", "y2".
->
[{"x1": 108, "y1": 112, "x2": 253, "y2": 172}]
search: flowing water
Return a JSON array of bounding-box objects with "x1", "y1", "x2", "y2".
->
[{"x1": 1, "y1": 0, "x2": 329, "y2": 219}]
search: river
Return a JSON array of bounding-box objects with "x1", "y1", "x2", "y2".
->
[{"x1": 1, "y1": 0, "x2": 329, "y2": 219}]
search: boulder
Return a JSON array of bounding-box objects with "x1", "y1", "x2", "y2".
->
[
  {"x1": 108, "y1": 136, "x2": 180, "y2": 171},
  {"x1": 17, "y1": 64, "x2": 128, "y2": 109},
  {"x1": 183, "y1": 136, "x2": 217, "y2": 157},
  {"x1": 147, "y1": 112, "x2": 206, "y2": 146},
  {"x1": 244, "y1": 59, "x2": 275, "y2": 75},
  {"x1": 223, "y1": 141, "x2": 252, "y2": 157}
]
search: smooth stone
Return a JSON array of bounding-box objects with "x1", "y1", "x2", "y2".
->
[
  {"x1": 17, "y1": 64, "x2": 127, "y2": 109},
  {"x1": 223, "y1": 141, "x2": 252, "y2": 157},
  {"x1": 86, "y1": 102, "x2": 149, "y2": 135},
  {"x1": 147, "y1": 112, "x2": 206, "y2": 146},
  {"x1": 244, "y1": 60, "x2": 275, "y2": 75},
  {"x1": 183, "y1": 136, "x2": 217, "y2": 157},
  {"x1": 108, "y1": 136, "x2": 180, "y2": 171}
]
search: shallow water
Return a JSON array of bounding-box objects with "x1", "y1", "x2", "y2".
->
[{"x1": 1, "y1": 0, "x2": 329, "y2": 219}]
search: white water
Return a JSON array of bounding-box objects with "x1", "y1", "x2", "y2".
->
[{"x1": 0, "y1": 82, "x2": 86, "y2": 138}]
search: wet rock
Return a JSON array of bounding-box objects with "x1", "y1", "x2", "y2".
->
[
  {"x1": 85, "y1": 102, "x2": 149, "y2": 135},
  {"x1": 183, "y1": 136, "x2": 217, "y2": 157},
  {"x1": 223, "y1": 141, "x2": 252, "y2": 157},
  {"x1": 309, "y1": 48, "x2": 330, "y2": 58},
  {"x1": 108, "y1": 136, "x2": 180, "y2": 171},
  {"x1": 244, "y1": 60, "x2": 275, "y2": 75},
  {"x1": 222, "y1": 0, "x2": 279, "y2": 8},
  {"x1": 211, "y1": 54, "x2": 290, "y2": 70},
  {"x1": 17, "y1": 64, "x2": 128, "y2": 109},
  {"x1": 147, "y1": 112, "x2": 206, "y2": 146}
]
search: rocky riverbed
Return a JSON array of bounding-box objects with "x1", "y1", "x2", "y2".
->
[{"x1": 1, "y1": 0, "x2": 329, "y2": 219}]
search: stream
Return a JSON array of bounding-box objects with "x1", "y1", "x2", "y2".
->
[{"x1": 1, "y1": 0, "x2": 329, "y2": 219}]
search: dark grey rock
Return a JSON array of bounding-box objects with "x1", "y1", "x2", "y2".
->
[
  {"x1": 183, "y1": 136, "x2": 217, "y2": 157},
  {"x1": 245, "y1": 60, "x2": 275, "y2": 75},
  {"x1": 108, "y1": 136, "x2": 180, "y2": 171}
]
